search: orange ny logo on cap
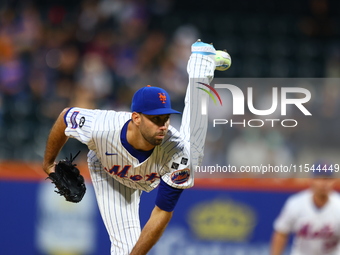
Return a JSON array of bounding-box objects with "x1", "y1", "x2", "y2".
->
[{"x1": 158, "y1": 93, "x2": 166, "y2": 104}]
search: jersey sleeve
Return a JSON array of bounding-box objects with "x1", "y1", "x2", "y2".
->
[
  {"x1": 273, "y1": 196, "x2": 297, "y2": 234},
  {"x1": 64, "y1": 107, "x2": 95, "y2": 146},
  {"x1": 161, "y1": 143, "x2": 193, "y2": 190}
]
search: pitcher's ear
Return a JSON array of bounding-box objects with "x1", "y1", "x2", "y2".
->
[{"x1": 131, "y1": 112, "x2": 142, "y2": 126}]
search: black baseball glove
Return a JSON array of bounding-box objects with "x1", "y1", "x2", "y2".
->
[{"x1": 47, "y1": 151, "x2": 86, "y2": 203}]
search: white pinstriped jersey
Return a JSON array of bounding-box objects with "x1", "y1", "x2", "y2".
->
[
  {"x1": 64, "y1": 109, "x2": 191, "y2": 191},
  {"x1": 62, "y1": 53, "x2": 215, "y2": 255},
  {"x1": 274, "y1": 190, "x2": 340, "y2": 255},
  {"x1": 63, "y1": 53, "x2": 215, "y2": 193}
]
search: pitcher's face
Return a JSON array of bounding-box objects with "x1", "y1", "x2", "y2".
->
[{"x1": 139, "y1": 114, "x2": 170, "y2": 146}]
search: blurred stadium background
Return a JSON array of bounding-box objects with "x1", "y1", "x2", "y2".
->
[{"x1": 0, "y1": 0, "x2": 339, "y2": 254}]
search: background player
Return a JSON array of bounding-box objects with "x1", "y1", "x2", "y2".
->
[
  {"x1": 42, "y1": 40, "x2": 230, "y2": 255},
  {"x1": 270, "y1": 170, "x2": 340, "y2": 255}
]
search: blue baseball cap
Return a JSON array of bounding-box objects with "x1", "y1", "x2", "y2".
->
[{"x1": 131, "y1": 85, "x2": 181, "y2": 115}]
